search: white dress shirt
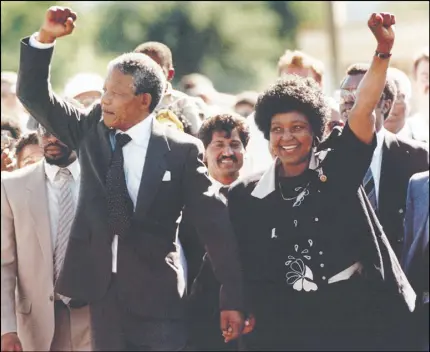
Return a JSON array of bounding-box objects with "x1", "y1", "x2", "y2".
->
[
  {"x1": 370, "y1": 127, "x2": 386, "y2": 203},
  {"x1": 110, "y1": 116, "x2": 152, "y2": 273},
  {"x1": 44, "y1": 159, "x2": 81, "y2": 249}
]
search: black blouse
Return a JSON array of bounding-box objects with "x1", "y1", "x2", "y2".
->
[{"x1": 228, "y1": 123, "x2": 377, "y2": 315}]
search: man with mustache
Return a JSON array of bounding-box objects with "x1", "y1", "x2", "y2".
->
[
  {"x1": 179, "y1": 113, "x2": 253, "y2": 350},
  {"x1": 339, "y1": 63, "x2": 429, "y2": 259},
  {"x1": 1, "y1": 124, "x2": 91, "y2": 351}
]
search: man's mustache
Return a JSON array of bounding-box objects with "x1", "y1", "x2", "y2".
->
[
  {"x1": 44, "y1": 141, "x2": 68, "y2": 150},
  {"x1": 218, "y1": 156, "x2": 237, "y2": 162}
]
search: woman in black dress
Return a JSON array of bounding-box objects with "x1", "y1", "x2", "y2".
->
[{"x1": 228, "y1": 13, "x2": 415, "y2": 350}]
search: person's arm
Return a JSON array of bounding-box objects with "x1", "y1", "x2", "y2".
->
[
  {"x1": 0, "y1": 180, "x2": 23, "y2": 352},
  {"x1": 182, "y1": 141, "x2": 244, "y2": 342},
  {"x1": 348, "y1": 13, "x2": 396, "y2": 144},
  {"x1": 16, "y1": 6, "x2": 99, "y2": 150}
]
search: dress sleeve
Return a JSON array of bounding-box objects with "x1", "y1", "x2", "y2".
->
[{"x1": 321, "y1": 122, "x2": 377, "y2": 193}]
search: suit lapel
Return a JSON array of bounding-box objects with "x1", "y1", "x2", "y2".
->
[
  {"x1": 26, "y1": 161, "x2": 53, "y2": 276},
  {"x1": 133, "y1": 120, "x2": 170, "y2": 219},
  {"x1": 378, "y1": 132, "x2": 398, "y2": 212},
  {"x1": 97, "y1": 121, "x2": 114, "y2": 178},
  {"x1": 414, "y1": 178, "x2": 430, "y2": 248}
]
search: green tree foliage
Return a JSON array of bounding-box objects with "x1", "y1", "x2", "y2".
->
[{"x1": 1, "y1": 1, "x2": 324, "y2": 93}]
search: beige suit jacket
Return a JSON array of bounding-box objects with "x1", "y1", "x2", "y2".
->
[{"x1": 2, "y1": 160, "x2": 58, "y2": 350}]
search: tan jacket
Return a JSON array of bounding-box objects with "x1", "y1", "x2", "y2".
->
[{"x1": 2, "y1": 160, "x2": 57, "y2": 350}]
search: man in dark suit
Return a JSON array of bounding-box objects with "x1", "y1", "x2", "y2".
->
[
  {"x1": 401, "y1": 171, "x2": 429, "y2": 351},
  {"x1": 179, "y1": 113, "x2": 253, "y2": 350},
  {"x1": 340, "y1": 63, "x2": 429, "y2": 258},
  {"x1": 16, "y1": 6, "x2": 244, "y2": 351}
]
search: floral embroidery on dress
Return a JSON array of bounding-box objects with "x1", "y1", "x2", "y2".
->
[{"x1": 285, "y1": 243, "x2": 318, "y2": 292}]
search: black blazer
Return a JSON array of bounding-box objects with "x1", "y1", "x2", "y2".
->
[
  {"x1": 378, "y1": 131, "x2": 429, "y2": 258},
  {"x1": 16, "y1": 38, "x2": 243, "y2": 319}
]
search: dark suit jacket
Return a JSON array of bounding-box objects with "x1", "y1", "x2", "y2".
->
[
  {"x1": 378, "y1": 131, "x2": 429, "y2": 258},
  {"x1": 16, "y1": 37, "x2": 243, "y2": 319}
]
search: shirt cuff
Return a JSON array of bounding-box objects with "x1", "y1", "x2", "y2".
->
[{"x1": 29, "y1": 32, "x2": 56, "y2": 49}]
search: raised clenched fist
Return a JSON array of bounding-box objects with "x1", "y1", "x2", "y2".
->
[
  {"x1": 368, "y1": 12, "x2": 396, "y2": 54},
  {"x1": 37, "y1": 6, "x2": 78, "y2": 43}
]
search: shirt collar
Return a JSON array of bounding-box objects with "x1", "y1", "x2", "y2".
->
[
  {"x1": 44, "y1": 158, "x2": 80, "y2": 183},
  {"x1": 251, "y1": 149, "x2": 322, "y2": 199},
  {"x1": 375, "y1": 126, "x2": 386, "y2": 155},
  {"x1": 116, "y1": 114, "x2": 154, "y2": 147},
  {"x1": 209, "y1": 175, "x2": 228, "y2": 191}
]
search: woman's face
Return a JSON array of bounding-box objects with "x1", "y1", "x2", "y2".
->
[{"x1": 269, "y1": 111, "x2": 314, "y2": 174}]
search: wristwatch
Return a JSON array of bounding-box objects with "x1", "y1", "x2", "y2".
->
[{"x1": 375, "y1": 50, "x2": 392, "y2": 59}]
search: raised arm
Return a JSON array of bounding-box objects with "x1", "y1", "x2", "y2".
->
[
  {"x1": 348, "y1": 13, "x2": 396, "y2": 144},
  {"x1": 16, "y1": 6, "x2": 99, "y2": 150}
]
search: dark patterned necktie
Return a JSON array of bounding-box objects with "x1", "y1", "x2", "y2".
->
[
  {"x1": 106, "y1": 133, "x2": 133, "y2": 239},
  {"x1": 363, "y1": 167, "x2": 377, "y2": 211}
]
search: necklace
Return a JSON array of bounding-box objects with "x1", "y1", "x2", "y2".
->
[{"x1": 278, "y1": 181, "x2": 311, "y2": 207}]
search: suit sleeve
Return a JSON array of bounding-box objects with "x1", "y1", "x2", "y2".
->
[
  {"x1": 401, "y1": 177, "x2": 415, "y2": 271},
  {"x1": 1, "y1": 179, "x2": 18, "y2": 335},
  {"x1": 182, "y1": 142, "x2": 244, "y2": 311},
  {"x1": 16, "y1": 37, "x2": 100, "y2": 150}
]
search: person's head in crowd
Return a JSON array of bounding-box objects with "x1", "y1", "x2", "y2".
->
[
  {"x1": 254, "y1": 75, "x2": 329, "y2": 174},
  {"x1": 198, "y1": 113, "x2": 250, "y2": 185},
  {"x1": 134, "y1": 41, "x2": 174, "y2": 83},
  {"x1": 180, "y1": 73, "x2": 235, "y2": 110},
  {"x1": 234, "y1": 91, "x2": 259, "y2": 118},
  {"x1": 37, "y1": 124, "x2": 77, "y2": 167},
  {"x1": 63, "y1": 72, "x2": 104, "y2": 108},
  {"x1": 180, "y1": 73, "x2": 216, "y2": 104},
  {"x1": 277, "y1": 50, "x2": 324, "y2": 87},
  {"x1": 14, "y1": 132, "x2": 43, "y2": 169},
  {"x1": 412, "y1": 47, "x2": 429, "y2": 100},
  {"x1": 101, "y1": 52, "x2": 166, "y2": 131},
  {"x1": 324, "y1": 96, "x2": 344, "y2": 136},
  {"x1": 385, "y1": 67, "x2": 413, "y2": 134},
  {"x1": 1, "y1": 71, "x2": 27, "y2": 122},
  {"x1": 339, "y1": 63, "x2": 397, "y2": 133},
  {"x1": 1, "y1": 116, "x2": 22, "y2": 151}
]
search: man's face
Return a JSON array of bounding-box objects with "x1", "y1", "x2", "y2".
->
[
  {"x1": 385, "y1": 80, "x2": 410, "y2": 133},
  {"x1": 101, "y1": 68, "x2": 151, "y2": 131},
  {"x1": 38, "y1": 126, "x2": 74, "y2": 166},
  {"x1": 415, "y1": 59, "x2": 429, "y2": 96},
  {"x1": 205, "y1": 129, "x2": 245, "y2": 183},
  {"x1": 17, "y1": 144, "x2": 43, "y2": 169},
  {"x1": 339, "y1": 74, "x2": 364, "y2": 121}
]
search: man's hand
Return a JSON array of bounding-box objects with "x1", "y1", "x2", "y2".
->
[
  {"x1": 220, "y1": 310, "x2": 244, "y2": 343},
  {"x1": 37, "y1": 6, "x2": 77, "y2": 43},
  {"x1": 1, "y1": 333, "x2": 22, "y2": 352},
  {"x1": 242, "y1": 314, "x2": 256, "y2": 335},
  {"x1": 368, "y1": 12, "x2": 396, "y2": 54}
]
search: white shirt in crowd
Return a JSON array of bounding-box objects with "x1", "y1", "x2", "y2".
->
[{"x1": 44, "y1": 159, "x2": 81, "y2": 249}]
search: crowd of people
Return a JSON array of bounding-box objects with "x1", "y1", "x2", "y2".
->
[{"x1": 1, "y1": 6, "x2": 429, "y2": 352}]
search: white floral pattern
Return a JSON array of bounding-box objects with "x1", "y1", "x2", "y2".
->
[{"x1": 285, "y1": 243, "x2": 318, "y2": 292}]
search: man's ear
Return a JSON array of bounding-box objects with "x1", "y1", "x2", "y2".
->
[
  {"x1": 167, "y1": 68, "x2": 175, "y2": 82},
  {"x1": 140, "y1": 93, "x2": 152, "y2": 111}
]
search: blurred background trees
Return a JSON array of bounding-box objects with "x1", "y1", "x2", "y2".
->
[
  {"x1": 1, "y1": 1, "x2": 323, "y2": 92},
  {"x1": 1, "y1": 1, "x2": 428, "y2": 96}
]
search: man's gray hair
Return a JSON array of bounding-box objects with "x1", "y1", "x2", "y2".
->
[
  {"x1": 107, "y1": 52, "x2": 166, "y2": 112},
  {"x1": 387, "y1": 67, "x2": 412, "y2": 102}
]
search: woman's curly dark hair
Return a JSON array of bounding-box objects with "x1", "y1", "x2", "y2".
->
[{"x1": 254, "y1": 75, "x2": 330, "y2": 142}]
